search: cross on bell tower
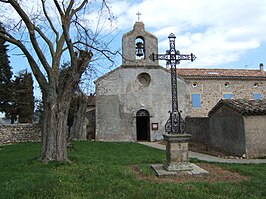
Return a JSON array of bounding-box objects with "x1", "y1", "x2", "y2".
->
[
  {"x1": 149, "y1": 33, "x2": 196, "y2": 134},
  {"x1": 136, "y1": 11, "x2": 141, "y2": 21},
  {"x1": 122, "y1": 21, "x2": 159, "y2": 66}
]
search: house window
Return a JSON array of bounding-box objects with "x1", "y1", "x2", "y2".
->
[
  {"x1": 224, "y1": 82, "x2": 230, "y2": 88},
  {"x1": 223, "y1": 93, "x2": 233, "y2": 99},
  {"x1": 253, "y1": 82, "x2": 259, "y2": 88},
  {"x1": 192, "y1": 82, "x2": 198, "y2": 87},
  {"x1": 191, "y1": 94, "x2": 201, "y2": 108},
  {"x1": 253, "y1": 93, "x2": 262, "y2": 100}
]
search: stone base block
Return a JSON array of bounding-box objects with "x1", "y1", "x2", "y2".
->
[
  {"x1": 151, "y1": 163, "x2": 209, "y2": 177},
  {"x1": 163, "y1": 162, "x2": 194, "y2": 171}
]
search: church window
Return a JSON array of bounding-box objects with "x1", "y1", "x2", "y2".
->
[
  {"x1": 135, "y1": 37, "x2": 145, "y2": 59},
  {"x1": 191, "y1": 94, "x2": 201, "y2": 108},
  {"x1": 137, "y1": 73, "x2": 151, "y2": 86},
  {"x1": 223, "y1": 93, "x2": 233, "y2": 99},
  {"x1": 253, "y1": 93, "x2": 262, "y2": 100}
]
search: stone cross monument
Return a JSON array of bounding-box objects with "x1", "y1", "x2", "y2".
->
[{"x1": 150, "y1": 34, "x2": 208, "y2": 175}]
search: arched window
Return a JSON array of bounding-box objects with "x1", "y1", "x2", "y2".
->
[{"x1": 135, "y1": 37, "x2": 145, "y2": 59}]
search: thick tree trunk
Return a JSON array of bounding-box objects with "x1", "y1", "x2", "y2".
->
[
  {"x1": 40, "y1": 93, "x2": 71, "y2": 162},
  {"x1": 39, "y1": 51, "x2": 93, "y2": 162}
]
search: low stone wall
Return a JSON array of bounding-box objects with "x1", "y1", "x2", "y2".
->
[{"x1": 0, "y1": 124, "x2": 41, "y2": 144}]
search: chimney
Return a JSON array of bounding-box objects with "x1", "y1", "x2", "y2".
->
[{"x1": 259, "y1": 63, "x2": 264, "y2": 72}]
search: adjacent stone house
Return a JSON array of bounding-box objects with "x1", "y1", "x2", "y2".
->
[
  {"x1": 208, "y1": 99, "x2": 266, "y2": 158},
  {"x1": 177, "y1": 66, "x2": 266, "y2": 117}
]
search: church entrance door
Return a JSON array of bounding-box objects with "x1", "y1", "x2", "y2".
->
[{"x1": 136, "y1": 109, "x2": 150, "y2": 141}]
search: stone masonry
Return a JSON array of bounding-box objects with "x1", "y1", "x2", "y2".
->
[
  {"x1": 0, "y1": 124, "x2": 41, "y2": 144},
  {"x1": 186, "y1": 78, "x2": 266, "y2": 117}
]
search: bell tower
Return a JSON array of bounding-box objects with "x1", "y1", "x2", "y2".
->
[{"x1": 122, "y1": 22, "x2": 159, "y2": 66}]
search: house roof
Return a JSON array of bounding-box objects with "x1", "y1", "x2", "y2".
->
[
  {"x1": 88, "y1": 95, "x2": 95, "y2": 106},
  {"x1": 176, "y1": 68, "x2": 266, "y2": 80},
  {"x1": 208, "y1": 99, "x2": 266, "y2": 116}
]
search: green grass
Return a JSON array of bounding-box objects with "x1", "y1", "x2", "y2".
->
[{"x1": 0, "y1": 142, "x2": 265, "y2": 199}]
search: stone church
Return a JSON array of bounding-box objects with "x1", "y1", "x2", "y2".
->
[{"x1": 94, "y1": 22, "x2": 190, "y2": 141}]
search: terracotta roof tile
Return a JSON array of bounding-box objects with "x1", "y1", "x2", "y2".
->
[
  {"x1": 208, "y1": 99, "x2": 266, "y2": 116},
  {"x1": 176, "y1": 68, "x2": 266, "y2": 79}
]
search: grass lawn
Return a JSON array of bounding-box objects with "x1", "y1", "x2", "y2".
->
[{"x1": 0, "y1": 142, "x2": 265, "y2": 199}]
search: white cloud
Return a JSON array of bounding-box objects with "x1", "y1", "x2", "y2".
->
[{"x1": 110, "y1": 0, "x2": 266, "y2": 67}]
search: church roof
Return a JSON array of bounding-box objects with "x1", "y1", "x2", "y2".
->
[
  {"x1": 208, "y1": 99, "x2": 266, "y2": 117},
  {"x1": 176, "y1": 68, "x2": 266, "y2": 80}
]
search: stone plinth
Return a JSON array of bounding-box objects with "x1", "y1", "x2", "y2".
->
[
  {"x1": 163, "y1": 133, "x2": 192, "y2": 171},
  {"x1": 151, "y1": 133, "x2": 209, "y2": 176}
]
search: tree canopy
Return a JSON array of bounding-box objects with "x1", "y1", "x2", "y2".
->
[{"x1": 0, "y1": 27, "x2": 12, "y2": 116}]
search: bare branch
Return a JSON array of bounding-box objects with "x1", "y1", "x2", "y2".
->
[
  {"x1": 5, "y1": 0, "x2": 52, "y2": 78},
  {"x1": 53, "y1": 0, "x2": 64, "y2": 16},
  {"x1": 69, "y1": 0, "x2": 88, "y2": 19},
  {"x1": 65, "y1": 0, "x2": 74, "y2": 16},
  {"x1": 53, "y1": 0, "x2": 77, "y2": 69},
  {"x1": 41, "y1": 0, "x2": 59, "y2": 41},
  {"x1": 0, "y1": 30, "x2": 48, "y2": 93},
  {"x1": 35, "y1": 26, "x2": 55, "y2": 56}
]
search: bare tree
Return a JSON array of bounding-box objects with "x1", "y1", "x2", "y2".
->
[{"x1": 0, "y1": 0, "x2": 116, "y2": 162}]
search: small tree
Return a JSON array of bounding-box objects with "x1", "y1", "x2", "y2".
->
[
  {"x1": 0, "y1": 0, "x2": 116, "y2": 162},
  {"x1": 13, "y1": 71, "x2": 34, "y2": 123}
]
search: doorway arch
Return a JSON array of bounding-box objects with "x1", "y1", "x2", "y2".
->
[{"x1": 136, "y1": 109, "x2": 150, "y2": 141}]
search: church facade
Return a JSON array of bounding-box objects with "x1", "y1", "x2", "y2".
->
[{"x1": 94, "y1": 22, "x2": 190, "y2": 141}]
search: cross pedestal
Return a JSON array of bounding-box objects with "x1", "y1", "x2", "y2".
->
[
  {"x1": 152, "y1": 134, "x2": 209, "y2": 176},
  {"x1": 163, "y1": 134, "x2": 193, "y2": 171}
]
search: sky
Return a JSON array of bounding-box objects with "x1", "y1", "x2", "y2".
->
[
  {"x1": 4, "y1": 0, "x2": 266, "y2": 96},
  {"x1": 107, "y1": 0, "x2": 266, "y2": 69}
]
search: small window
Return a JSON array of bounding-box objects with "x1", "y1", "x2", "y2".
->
[
  {"x1": 191, "y1": 94, "x2": 200, "y2": 108},
  {"x1": 192, "y1": 82, "x2": 198, "y2": 87},
  {"x1": 223, "y1": 93, "x2": 233, "y2": 99},
  {"x1": 137, "y1": 73, "x2": 151, "y2": 86},
  {"x1": 224, "y1": 82, "x2": 230, "y2": 88},
  {"x1": 254, "y1": 83, "x2": 259, "y2": 88},
  {"x1": 253, "y1": 93, "x2": 262, "y2": 100}
]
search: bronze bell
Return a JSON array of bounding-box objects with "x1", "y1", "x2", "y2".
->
[{"x1": 136, "y1": 42, "x2": 144, "y2": 57}]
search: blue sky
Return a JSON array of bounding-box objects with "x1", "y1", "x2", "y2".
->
[
  {"x1": 108, "y1": 0, "x2": 266, "y2": 70},
  {"x1": 4, "y1": 0, "x2": 266, "y2": 98}
]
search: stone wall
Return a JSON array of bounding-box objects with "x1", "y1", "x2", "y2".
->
[
  {"x1": 186, "y1": 117, "x2": 209, "y2": 144},
  {"x1": 244, "y1": 116, "x2": 266, "y2": 158},
  {"x1": 209, "y1": 106, "x2": 246, "y2": 156},
  {"x1": 186, "y1": 78, "x2": 266, "y2": 117},
  {"x1": 0, "y1": 124, "x2": 41, "y2": 144}
]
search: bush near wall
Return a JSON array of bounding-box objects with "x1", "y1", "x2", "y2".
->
[{"x1": 0, "y1": 124, "x2": 41, "y2": 144}]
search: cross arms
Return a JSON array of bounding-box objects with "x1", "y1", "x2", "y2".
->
[{"x1": 149, "y1": 53, "x2": 196, "y2": 62}]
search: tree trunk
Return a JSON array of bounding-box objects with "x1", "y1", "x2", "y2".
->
[
  {"x1": 40, "y1": 92, "x2": 71, "y2": 162},
  {"x1": 70, "y1": 94, "x2": 88, "y2": 140}
]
